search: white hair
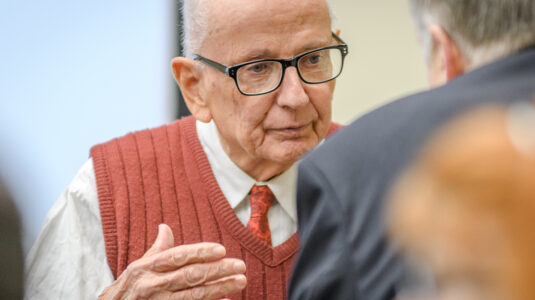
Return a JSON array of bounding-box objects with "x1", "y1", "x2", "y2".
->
[
  {"x1": 180, "y1": 0, "x2": 335, "y2": 59},
  {"x1": 410, "y1": 0, "x2": 535, "y2": 68},
  {"x1": 180, "y1": 0, "x2": 211, "y2": 59}
]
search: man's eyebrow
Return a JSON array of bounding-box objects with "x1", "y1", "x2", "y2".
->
[
  {"x1": 297, "y1": 37, "x2": 335, "y2": 54},
  {"x1": 298, "y1": 44, "x2": 327, "y2": 54},
  {"x1": 233, "y1": 49, "x2": 275, "y2": 64},
  {"x1": 233, "y1": 36, "x2": 335, "y2": 64}
]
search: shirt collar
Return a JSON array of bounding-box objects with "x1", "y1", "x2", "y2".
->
[{"x1": 196, "y1": 120, "x2": 297, "y2": 222}]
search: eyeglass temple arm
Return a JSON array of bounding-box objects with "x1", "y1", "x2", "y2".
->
[
  {"x1": 331, "y1": 32, "x2": 347, "y2": 45},
  {"x1": 192, "y1": 54, "x2": 229, "y2": 74}
]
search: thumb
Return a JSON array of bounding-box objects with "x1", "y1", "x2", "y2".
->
[{"x1": 144, "y1": 223, "x2": 174, "y2": 257}]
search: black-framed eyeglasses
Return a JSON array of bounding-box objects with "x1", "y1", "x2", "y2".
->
[{"x1": 193, "y1": 33, "x2": 349, "y2": 96}]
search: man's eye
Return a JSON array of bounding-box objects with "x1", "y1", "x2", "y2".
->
[
  {"x1": 307, "y1": 55, "x2": 321, "y2": 64},
  {"x1": 247, "y1": 63, "x2": 268, "y2": 73}
]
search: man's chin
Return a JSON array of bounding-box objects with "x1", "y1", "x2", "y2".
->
[{"x1": 268, "y1": 141, "x2": 317, "y2": 164}]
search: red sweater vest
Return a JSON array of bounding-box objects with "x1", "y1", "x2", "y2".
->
[{"x1": 91, "y1": 116, "x2": 342, "y2": 299}]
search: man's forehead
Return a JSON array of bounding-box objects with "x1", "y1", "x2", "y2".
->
[
  {"x1": 209, "y1": 0, "x2": 329, "y2": 13},
  {"x1": 202, "y1": 0, "x2": 332, "y2": 62},
  {"x1": 207, "y1": 0, "x2": 331, "y2": 31}
]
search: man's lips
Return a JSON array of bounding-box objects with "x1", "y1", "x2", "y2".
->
[{"x1": 267, "y1": 123, "x2": 312, "y2": 138}]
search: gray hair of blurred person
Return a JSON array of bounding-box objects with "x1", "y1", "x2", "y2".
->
[
  {"x1": 410, "y1": 0, "x2": 535, "y2": 67},
  {"x1": 0, "y1": 182, "x2": 24, "y2": 299},
  {"x1": 179, "y1": 0, "x2": 335, "y2": 59}
]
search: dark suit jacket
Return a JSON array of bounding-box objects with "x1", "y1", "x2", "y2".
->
[{"x1": 289, "y1": 46, "x2": 535, "y2": 300}]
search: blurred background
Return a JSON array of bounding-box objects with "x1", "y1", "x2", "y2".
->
[{"x1": 0, "y1": 0, "x2": 427, "y2": 254}]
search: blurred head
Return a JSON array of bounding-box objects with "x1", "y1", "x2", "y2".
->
[
  {"x1": 172, "y1": 0, "x2": 343, "y2": 181},
  {"x1": 409, "y1": 0, "x2": 535, "y2": 86},
  {"x1": 388, "y1": 103, "x2": 535, "y2": 300}
]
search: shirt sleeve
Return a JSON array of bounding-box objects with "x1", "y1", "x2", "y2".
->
[{"x1": 24, "y1": 158, "x2": 114, "y2": 300}]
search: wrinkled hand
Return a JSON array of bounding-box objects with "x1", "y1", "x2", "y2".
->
[{"x1": 98, "y1": 224, "x2": 247, "y2": 300}]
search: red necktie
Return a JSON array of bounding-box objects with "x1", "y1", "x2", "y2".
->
[{"x1": 247, "y1": 185, "x2": 275, "y2": 245}]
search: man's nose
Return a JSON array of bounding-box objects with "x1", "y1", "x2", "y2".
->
[{"x1": 276, "y1": 67, "x2": 310, "y2": 109}]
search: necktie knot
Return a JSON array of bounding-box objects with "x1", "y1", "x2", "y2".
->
[{"x1": 247, "y1": 185, "x2": 275, "y2": 245}]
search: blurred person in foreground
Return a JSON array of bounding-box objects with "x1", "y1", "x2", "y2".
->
[
  {"x1": 388, "y1": 103, "x2": 535, "y2": 300},
  {"x1": 290, "y1": 0, "x2": 535, "y2": 299},
  {"x1": 24, "y1": 0, "x2": 345, "y2": 299},
  {"x1": 0, "y1": 181, "x2": 24, "y2": 299}
]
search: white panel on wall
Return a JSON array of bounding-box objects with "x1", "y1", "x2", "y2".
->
[{"x1": 0, "y1": 1, "x2": 177, "y2": 253}]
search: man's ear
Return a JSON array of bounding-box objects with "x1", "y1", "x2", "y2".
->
[
  {"x1": 428, "y1": 25, "x2": 468, "y2": 85},
  {"x1": 171, "y1": 57, "x2": 212, "y2": 122}
]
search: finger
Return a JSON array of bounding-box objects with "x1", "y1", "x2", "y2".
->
[
  {"x1": 149, "y1": 243, "x2": 226, "y2": 272},
  {"x1": 144, "y1": 224, "x2": 175, "y2": 257},
  {"x1": 204, "y1": 269, "x2": 245, "y2": 286},
  {"x1": 169, "y1": 274, "x2": 247, "y2": 300},
  {"x1": 154, "y1": 258, "x2": 246, "y2": 291}
]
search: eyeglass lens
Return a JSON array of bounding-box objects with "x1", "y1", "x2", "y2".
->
[{"x1": 235, "y1": 48, "x2": 343, "y2": 95}]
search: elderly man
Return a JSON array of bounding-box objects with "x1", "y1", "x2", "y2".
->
[
  {"x1": 25, "y1": 0, "x2": 345, "y2": 299},
  {"x1": 290, "y1": 0, "x2": 535, "y2": 299}
]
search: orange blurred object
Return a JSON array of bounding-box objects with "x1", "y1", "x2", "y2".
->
[{"x1": 389, "y1": 102, "x2": 535, "y2": 300}]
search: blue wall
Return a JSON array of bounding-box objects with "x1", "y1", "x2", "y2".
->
[{"x1": 0, "y1": 1, "x2": 176, "y2": 253}]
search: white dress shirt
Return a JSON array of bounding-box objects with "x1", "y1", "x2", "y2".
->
[{"x1": 24, "y1": 120, "x2": 297, "y2": 300}]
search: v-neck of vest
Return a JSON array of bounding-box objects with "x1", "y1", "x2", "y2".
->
[{"x1": 179, "y1": 117, "x2": 299, "y2": 267}]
